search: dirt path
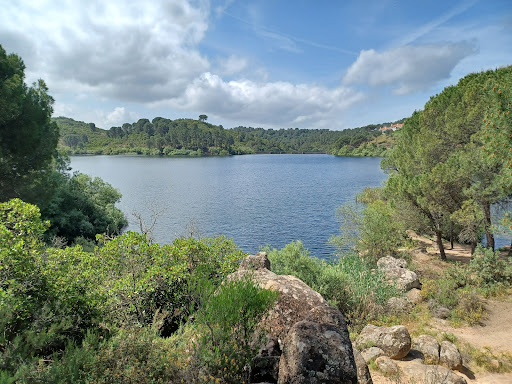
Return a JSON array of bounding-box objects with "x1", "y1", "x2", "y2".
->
[{"x1": 368, "y1": 232, "x2": 512, "y2": 383}]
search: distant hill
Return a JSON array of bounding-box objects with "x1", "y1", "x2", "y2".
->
[{"x1": 53, "y1": 116, "x2": 405, "y2": 157}]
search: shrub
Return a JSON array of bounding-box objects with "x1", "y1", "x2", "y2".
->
[
  {"x1": 193, "y1": 277, "x2": 278, "y2": 383},
  {"x1": 470, "y1": 245, "x2": 512, "y2": 290},
  {"x1": 265, "y1": 240, "x2": 326, "y2": 287}
]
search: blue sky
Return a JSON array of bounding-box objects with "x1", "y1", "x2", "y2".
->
[{"x1": 2, "y1": 0, "x2": 511, "y2": 130}]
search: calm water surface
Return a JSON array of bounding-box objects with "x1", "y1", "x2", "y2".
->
[{"x1": 70, "y1": 154, "x2": 387, "y2": 258}]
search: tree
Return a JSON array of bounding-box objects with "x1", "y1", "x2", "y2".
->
[
  {"x1": 0, "y1": 45, "x2": 59, "y2": 203},
  {"x1": 198, "y1": 114, "x2": 208, "y2": 122}
]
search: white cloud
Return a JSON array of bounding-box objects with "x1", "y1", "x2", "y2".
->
[
  {"x1": 103, "y1": 107, "x2": 139, "y2": 127},
  {"x1": 1, "y1": 0, "x2": 211, "y2": 102},
  {"x1": 162, "y1": 72, "x2": 364, "y2": 128},
  {"x1": 217, "y1": 55, "x2": 249, "y2": 75},
  {"x1": 343, "y1": 42, "x2": 476, "y2": 94}
]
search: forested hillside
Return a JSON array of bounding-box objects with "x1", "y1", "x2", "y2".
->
[{"x1": 55, "y1": 116, "x2": 404, "y2": 157}]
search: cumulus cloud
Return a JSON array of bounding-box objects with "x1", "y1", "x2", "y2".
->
[
  {"x1": 103, "y1": 107, "x2": 139, "y2": 127},
  {"x1": 161, "y1": 72, "x2": 363, "y2": 127},
  {"x1": 343, "y1": 42, "x2": 477, "y2": 94},
  {"x1": 217, "y1": 55, "x2": 249, "y2": 75},
  {"x1": 1, "y1": 0, "x2": 210, "y2": 102}
]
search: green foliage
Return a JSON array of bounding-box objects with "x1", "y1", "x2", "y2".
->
[
  {"x1": 384, "y1": 66, "x2": 512, "y2": 258},
  {"x1": 265, "y1": 241, "x2": 326, "y2": 287},
  {"x1": 194, "y1": 277, "x2": 278, "y2": 383},
  {"x1": 41, "y1": 171, "x2": 127, "y2": 243},
  {"x1": 0, "y1": 45, "x2": 59, "y2": 203},
  {"x1": 55, "y1": 115, "x2": 405, "y2": 156},
  {"x1": 0, "y1": 200, "x2": 99, "y2": 379},
  {"x1": 266, "y1": 241, "x2": 398, "y2": 327},
  {"x1": 469, "y1": 245, "x2": 512, "y2": 290},
  {"x1": 330, "y1": 200, "x2": 404, "y2": 262}
]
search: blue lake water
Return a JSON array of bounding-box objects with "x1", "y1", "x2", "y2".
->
[{"x1": 69, "y1": 154, "x2": 388, "y2": 258}]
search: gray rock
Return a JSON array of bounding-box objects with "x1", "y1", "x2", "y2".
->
[
  {"x1": 278, "y1": 320, "x2": 357, "y2": 383},
  {"x1": 355, "y1": 324, "x2": 411, "y2": 360},
  {"x1": 375, "y1": 356, "x2": 399, "y2": 376},
  {"x1": 377, "y1": 256, "x2": 407, "y2": 269},
  {"x1": 430, "y1": 303, "x2": 451, "y2": 319},
  {"x1": 406, "y1": 288, "x2": 423, "y2": 304},
  {"x1": 353, "y1": 348, "x2": 373, "y2": 384},
  {"x1": 439, "y1": 341, "x2": 463, "y2": 371},
  {"x1": 401, "y1": 360, "x2": 467, "y2": 384},
  {"x1": 387, "y1": 296, "x2": 413, "y2": 314},
  {"x1": 240, "y1": 251, "x2": 271, "y2": 270},
  {"x1": 377, "y1": 256, "x2": 421, "y2": 292},
  {"x1": 415, "y1": 335, "x2": 440, "y2": 364},
  {"x1": 230, "y1": 255, "x2": 357, "y2": 384},
  {"x1": 384, "y1": 267, "x2": 422, "y2": 291},
  {"x1": 361, "y1": 347, "x2": 385, "y2": 363}
]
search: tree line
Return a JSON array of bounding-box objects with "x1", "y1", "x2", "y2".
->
[{"x1": 55, "y1": 115, "x2": 405, "y2": 157}]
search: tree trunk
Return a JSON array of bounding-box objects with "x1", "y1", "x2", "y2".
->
[
  {"x1": 482, "y1": 202, "x2": 495, "y2": 251},
  {"x1": 435, "y1": 230, "x2": 447, "y2": 260},
  {"x1": 449, "y1": 221, "x2": 454, "y2": 250},
  {"x1": 509, "y1": 239, "x2": 512, "y2": 257},
  {"x1": 470, "y1": 242, "x2": 477, "y2": 257}
]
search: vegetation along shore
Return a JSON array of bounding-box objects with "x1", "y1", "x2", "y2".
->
[{"x1": 1, "y1": 42, "x2": 512, "y2": 383}]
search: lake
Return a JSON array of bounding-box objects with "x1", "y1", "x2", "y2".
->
[{"x1": 70, "y1": 154, "x2": 387, "y2": 258}]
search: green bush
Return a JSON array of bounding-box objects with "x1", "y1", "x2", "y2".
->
[
  {"x1": 265, "y1": 240, "x2": 326, "y2": 287},
  {"x1": 193, "y1": 277, "x2": 278, "y2": 383},
  {"x1": 470, "y1": 245, "x2": 512, "y2": 290},
  {"x1": 266, "y1": 241, "x2": 398, "y2": 327}
]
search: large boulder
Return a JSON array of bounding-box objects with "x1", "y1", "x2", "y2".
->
[
  {"x1": 230, "y1": 253, "x2": 359, "y2": 384},
  {"x1": 439, "y1": 341, "x2": 463, "y2": 371},
  {"x1": 355, "y1": 325, "x2": 411, "y2": 360},
  {"x1": 377, "y1": 256, "x2": 421, "y2": 292},
  {"x1": 229, "y1": 252, "x2": 329, "y2": 343},
  {"x1": 401, "y1": 360, "x2": 467, "y2": 384},
  {"x1": 375, "y1": 356, "x2": 399, "y2": 376},
  {"x1": 415, "y1": 335, "x2": 440, "y2": 365},
  {"x1": 278, "y1": 320, "x2": 357, "y2": 383}
]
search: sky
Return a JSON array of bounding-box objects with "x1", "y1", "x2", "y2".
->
[{"x1": 1, "y1": 0, "x2": 512, "y2": 130}]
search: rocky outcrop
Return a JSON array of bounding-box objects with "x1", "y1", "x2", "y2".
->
[
  {"x1": 377, "y1": 256, "x2": 421, "y2": 292},
  {"x1": 230, "y1": 252, "x2": 360, "y2": 384},
  {"x1": 355, "y1": 325, "x2": 411, "y2": 360}
]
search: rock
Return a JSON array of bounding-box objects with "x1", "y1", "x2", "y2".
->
[
  {"x1": 439, "y1": 341, "x2": 463, "y2": 371},
  {"x1": 230, "y1": 254, "x2": 357, "y2": 383},
  {"x1": 278, "y1": 320, "x2": 357, "y2": 383},
  {"x1": 415, "y1": 335, "x2": 440, "y2": 364},
  {"x1": 384, "y1": 267, "x2": 422, "y2": 291},
  {"x1": 361, "y1": 347, "x2": 385, "y2": 363},
  {"x1": 251, "y1": 356, "x2": 280, "y2": 383},
  {"x1": 240, "y1": 251, "x2": 271, "y2": 270},
  {"x1": 355, "y1": 325, "x2": 411, "y2": 360},
  {"x1": 228, "y1": 257, "x2": 328, "y2": 343},
  {"x1": 377, "y1": 256, "x2": 421, "y2": 292},
  {"x1": 353, "y1": 348, "x2": 373, "y2": 384},
  {"x1": 377, "y1": 256, "x2": 407, "y2": 269},
  {"x1": 401, "y1": 360, "x2": 467, "y2": 384},
  {"x1": 251, "y1": 337, "x2": 281, "y2": 383},
  {"x1": 375, "y1": 356, "x2": 399, "y2": 376},
  {"x1": 428, "y1": 300, "x2": 451, "y2": 319},
  {"x1": 406, "y1": 288, "x2": 423, "y2": 304},
  {"x1": 387, "y1": 296, "x2": 413, "y2": 314}
]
